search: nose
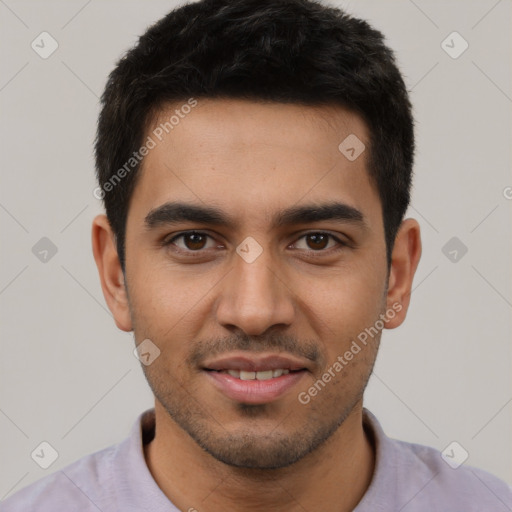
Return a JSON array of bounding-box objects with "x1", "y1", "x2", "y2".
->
[{"x1": 215, "y1": 247, "x2": 295, "y2": 336}]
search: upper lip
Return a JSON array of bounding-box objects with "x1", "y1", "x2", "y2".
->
[{"x1": 203, "y1": 353, "x2": 310, "y2": 372}]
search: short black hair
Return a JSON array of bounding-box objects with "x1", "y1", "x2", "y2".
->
[{"x1": 95, "y1": 0, "x2": 414, "y2": 272}]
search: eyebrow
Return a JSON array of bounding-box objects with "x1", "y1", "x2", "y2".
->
[{"x1": 144, "y1": 201, "x2": 366, "y2": 231}]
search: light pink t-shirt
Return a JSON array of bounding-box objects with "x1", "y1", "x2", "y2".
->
[{"x1": 2, "y1": 408, "x2": 511, "y2": 511}]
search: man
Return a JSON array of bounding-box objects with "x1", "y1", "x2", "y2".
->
[{"x1": 3, "y1": 0, "x2": 511, "y2": 510}]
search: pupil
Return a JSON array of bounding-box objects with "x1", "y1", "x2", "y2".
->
[
  {"x1": 187, "y1": 233, "x2": 205, "y2": 250},
  {"x1": 309, "y1": 234, "x2": 327, "y2": 250}
]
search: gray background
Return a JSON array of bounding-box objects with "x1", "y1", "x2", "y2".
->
[{"x1": 1, "y1": 0, "x2": 511, "y2": 499}]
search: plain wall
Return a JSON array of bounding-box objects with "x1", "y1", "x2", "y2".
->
[{"x1": 1, "y1": 0, "x2": 511, "y2": 498}]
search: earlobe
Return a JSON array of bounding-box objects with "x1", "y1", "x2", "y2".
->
[
  {"x1": 91, "y1": 214, "x2": 133, "y2": 332},
  {"x1": 384, "y1": 218, "x2": 422, "y2": 329}
]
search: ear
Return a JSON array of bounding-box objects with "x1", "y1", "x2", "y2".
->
[
  {"x1": 384, "y1": 218, "x2": 422, "y2": 329},
  {"x1": 91, "y1": 214, "x2": 133, "y2": 332}
]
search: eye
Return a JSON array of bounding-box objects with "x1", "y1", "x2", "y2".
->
[
  {"x1": 292, "y1": 232, "x2": 345, "y2": 252},
  {"x1": 163, "y1": 230, "x2": 347, "y2": 257},
  {"x1": 165, "y1": 231, "x2": 218, "y2": 252}
]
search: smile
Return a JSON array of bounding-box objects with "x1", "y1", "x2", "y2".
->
[
  {"x1": 201, "y1": 353, "x2": 311, "y2": 404},
  {"x1": 216, "y1": 369, "x2": 290, "y2": 380}
]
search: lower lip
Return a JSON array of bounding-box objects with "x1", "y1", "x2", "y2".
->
[{"x1": 205, "y1": 370, "x2": 306, "y2": 404}]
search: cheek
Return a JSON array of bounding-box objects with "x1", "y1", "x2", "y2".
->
[
  {"x1": 295, "y1": 273, "x2": 385, "y2": 378},
  {"x1": 129, "y1": 260, "x2": 209, "y2": 325},
  {"x1": 127, "y1": 266, "x2": 218, "y2": 373},
  {"x1": 303, "y1": 267, "x2": 385, "y2": 334}
]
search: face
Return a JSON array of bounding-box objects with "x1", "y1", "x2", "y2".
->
[{"x1": 122, "y1": 99, "x2": 390, "y2": 469}]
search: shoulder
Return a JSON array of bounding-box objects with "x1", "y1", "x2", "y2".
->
[
  {"x1": 360, "y1": 410, "x2": 512, "y2": 511},
  {"x1": 1, "y1": 442, "x2": 120, "y2": 512},
  {"x1": 394, "y1": 438, "x2": 512, "y2": 510},
  {"x1": 1, "y1": 409, "x2": 157, "y2": 511}
]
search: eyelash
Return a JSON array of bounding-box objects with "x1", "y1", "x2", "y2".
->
[{"x1": 162, "y1": 230, "x2": 348, "y2": 257}]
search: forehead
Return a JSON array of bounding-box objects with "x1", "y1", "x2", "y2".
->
[{"x1": 129, "y1": 98, "x2": 381, "y2": 230}]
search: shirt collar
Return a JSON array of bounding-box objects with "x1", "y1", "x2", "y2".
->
[{"x1": 112, "y1": 408, "x2": 178, "y2": 510}]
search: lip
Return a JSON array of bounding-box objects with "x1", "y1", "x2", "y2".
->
[
  {"x1": 202, "y1": 352, "x2": 311, "y2": 404},
  {"x1": 203, "y1": 353, "x2": 310, "y2": 373},
  {"x1": 205, "y1": 369, "x2": 307, "y2": 404}
]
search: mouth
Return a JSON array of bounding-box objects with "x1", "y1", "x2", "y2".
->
[
  {"x1": 202, "y1": 354, "x2": 309, "y2": 404},
  {"x1": 213, "y1": 368, "x2": 292, "y2": 380}
]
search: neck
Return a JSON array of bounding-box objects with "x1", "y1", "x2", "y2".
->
[{"x1": 144, "y1": 400, "x2": 375, "y2": 512}]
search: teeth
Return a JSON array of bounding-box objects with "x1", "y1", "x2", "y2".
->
[
  {"x1": 224, "y1": 369, "x2": 290, "y2": 380},
  {"x1": 256, "y1": 370, "x2": 273, "y2": 380}
]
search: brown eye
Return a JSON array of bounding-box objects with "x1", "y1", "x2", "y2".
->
[
  {"x1": 305, "y1": 233, "x2": 330, "y2": 250},
  {"x1": 166, "y1": 231, "x2": 216, "y2": 252},
  {"x1": 293, "y1": 232, "x2": 341, "y2": 252},
  {"x1": 183, "y1": 233, "x2": 207, "y2": 250}
]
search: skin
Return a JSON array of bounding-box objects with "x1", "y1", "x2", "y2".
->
[{"x1": 92, "y1": 98, "x2": 421, "y2": 512}]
